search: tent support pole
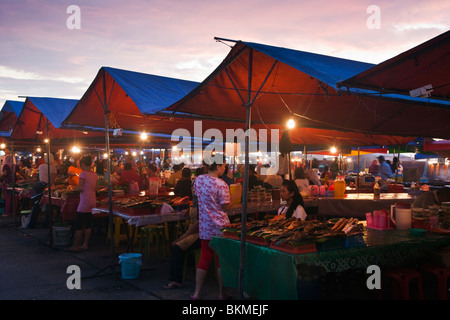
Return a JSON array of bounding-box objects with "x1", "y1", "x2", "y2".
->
[
  {"x1": 46, "y1": 120, "x2": 53, "y2": 247},
  {"x1": 303, "y1": 145, "x2": 306, "y2": 168},
  {"x1": 238, "y1": 48, "x2": 253, "y2": 300},
  {"x1": 356, "y1": 147, "x2": 360, "y2": 190},
  {"x1": 102, "y1": 70, "x2": 117, "y2": 281},
  {"x1": 395, "y1": 145, "x2": 400, "y2": 183},
  {"x1": 11, "y1": 141, "x2": 17, "y2": 227}
]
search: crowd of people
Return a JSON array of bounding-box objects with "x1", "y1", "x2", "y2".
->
[
  {"x1": 159, "y1": 157, "x2": 316, "y2": 300},
  {"x1": 0, "y1": 148, "x2": 416, "y2": 300}
]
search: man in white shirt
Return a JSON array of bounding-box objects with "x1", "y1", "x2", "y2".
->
[{"x1": 38, "y1": 153, "x2": 57, "y2": 186}]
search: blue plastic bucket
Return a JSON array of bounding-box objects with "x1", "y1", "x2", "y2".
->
[{"x1": 118, "y1": 253, "x2": 142, "y2": 279}]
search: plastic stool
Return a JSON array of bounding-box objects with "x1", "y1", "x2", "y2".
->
[
  {"x1": 139, "y1": 225, "x2": 167, "y2": 258},
  {"x1": 420, "y1": 264, "x2": 450, "y2": 300},
  {"x1": 106, "y1": 216, "x2": 137, "y2": 247},
  {"x1": 381, "y1": 268, "x2": 424, "y2": 300}
]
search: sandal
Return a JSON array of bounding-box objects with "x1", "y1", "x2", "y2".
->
[{"x1": 162, "y1": 282, "x2": 183, "y2": 290}]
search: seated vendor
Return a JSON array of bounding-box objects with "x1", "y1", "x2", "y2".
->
[{"x1": 277, "y1": 180, "x2": 307, "y2": 220}]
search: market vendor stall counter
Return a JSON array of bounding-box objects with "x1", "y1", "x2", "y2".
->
[
  {"x1": 210, "y1": 226, "x2": 450, "y2": 300},
  {"x1": 40, "y1": 192, "x2": 82, "y2": 221},
  {"x1": 315, "y1": 193, "x2": 414, "y2": 218},
  {"x1": 232, "y1": 192, "x2": 414, "y2": 219}
]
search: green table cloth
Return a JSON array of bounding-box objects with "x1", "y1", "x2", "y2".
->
[{"x1": 209, "y1": 229, "x2": 450, "y2": 300}]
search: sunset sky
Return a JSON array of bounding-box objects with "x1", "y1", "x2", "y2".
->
[{"x1": 1, "y1": 0, "x2": 449, "y2": 107}]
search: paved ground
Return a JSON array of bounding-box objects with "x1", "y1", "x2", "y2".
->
[
  {"x1": 2, "y1": 212, "x2": 447, "y2": 309},
  {"x1": 0, "y1": 214, "x2": 234, "y2": 301}
]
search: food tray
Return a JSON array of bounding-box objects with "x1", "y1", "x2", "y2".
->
[
  {"x1": 270, "y1": 241, "x2": 317, "y2": 254},
  {"x1": 222, "y1": 231, "x2": 240, "y2": 240},
  {"x1": 246, "y1": 235, "x2": 271, "y2": 246},
  {"x1": 344, "y1": 234, "x2": 366, "y2": 248},
  {"x1": 430, "y1": 228, "x2": 450, "y2": 234},
  {"x1": 112, "y1": 205, "x2": 151, "y2": 216},
  {"x1": 316, "y1": 237, "x2": 345, "y2": 251}
]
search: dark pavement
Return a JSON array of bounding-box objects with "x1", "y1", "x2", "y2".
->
[{"x1": 0, "y1": 214, "x2": 236, "y2": 301}]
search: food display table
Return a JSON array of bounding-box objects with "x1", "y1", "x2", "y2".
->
[
  {"x1": 210, "y1": 228, "x2": 450, "y2": 300},
  {"x1": 40, "y1": 193, "x2": 81, "y2": 221},
  {"x1": 227, "y1": 201, "x2": 282, "y2": 217},
  {"x1": 312, "y1": 193, "x2": 414, "y2": 218},
  {"x1": 228, "y1": 193, "x2": 413, "y2": 219},
  {"x1": 92, "y1": 205, "x2": 189, "y2": 252},
  {"x1": 92, "y1": 207, "x2": 189, "y2": 227}
]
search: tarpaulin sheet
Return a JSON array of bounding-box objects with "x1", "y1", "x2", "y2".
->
[
  {"x1": 338, "y1": 30, "x2": 450, "y2": 101},
  {"x1": 167, "y1": 40, "x2": 447, "y2": 140},
  {"x1": 11, "y1": 97, "x2": 104, "y2": 142}
]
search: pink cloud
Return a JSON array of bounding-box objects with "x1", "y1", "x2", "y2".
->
[{"x1": 0, "y1": 0, "x2": 448, "y2": 106}]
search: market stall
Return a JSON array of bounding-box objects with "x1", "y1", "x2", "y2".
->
[
  {"x1": 164, "y1": 38, "x2": 450, "y2": 296},
  {"x1": 212, "y1": 218, "x2": 450, "y2": 300},
  {"x1": 314, "y1": 193, "x2": 414, "y2": 218}
]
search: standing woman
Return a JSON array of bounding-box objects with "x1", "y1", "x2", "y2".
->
[
  {"x1": 70, "y1": 155, "x2": 98, "y2": 251},
  {"x1": 2, "y1": 155, "x2": 15, "y2": 216},
  {"x1": 191, "y1": 156, "x2": 236, "y2": 300}
]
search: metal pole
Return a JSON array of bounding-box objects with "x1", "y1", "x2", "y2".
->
[
  {"x1": 102, "y1": 70, "x2": 116, "y2": 280},
  {"x1": 238, "y1": 48, "x2": 253, "y2": 299},
  {"x1": 356, "y1": 147, "x2": 360, "y2": 190},
  {"x1": 11, "y1": 142, "x2": 16, "y2": 226},
  {"x1": 303, "y1": 145, "x2": 306, "y2": 168},
  {"x1": 46, "y1": 120, "x2": 53, "y2": 247},
  {"x1": 288, "y1": 152, "x2": 292, "y2": 179},
  {"x1": 395, "y1": 145, "x2": 400, "y2": 183}
]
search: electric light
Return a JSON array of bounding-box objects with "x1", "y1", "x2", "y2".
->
[
  {"x1": 140, "y1": 132, "x2": 148, "y2": 141},
  {"x1": 71, "y1": 146, "x2": 80, "y2": 153},
  {"x1": 286, "y1": 118, "x2": 295, "y2": 129}
]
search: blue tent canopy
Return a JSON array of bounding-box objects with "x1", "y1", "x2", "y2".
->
[
  {"x1": 244, "y1": 42, "x2": 375, "y2": 90},
  {"x1": 63, "y1": 66, "x2": 200, "y2": 131},
  {"x1": 1, "y1": 100, "x2": 25, "y2": 116},
  {"x1": 26, "y1": 97, "x2": 79, "y2": 128},
  {"x1": 244, "y1": 41, "x2": 450, "y2": 106},
  {"x1": 103, "y1": 67, "x2": 199, "y2": 115},
  {"x1": 168, "y1": 39, "x2": 448, "y2": 139}
]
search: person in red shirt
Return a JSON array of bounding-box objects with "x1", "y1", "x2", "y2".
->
[{"x1": 119, "y1": 162, "x2": 142, "y2": 188}]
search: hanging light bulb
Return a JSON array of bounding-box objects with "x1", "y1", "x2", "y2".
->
[
  {"x1": 330, "y1": 146, "x2": 337, "y2": 154},
  {"x1": 140, "y1": 132, "x2": 148, "y2": 141},
  {"x1": 286, "y1": 118, "x2": 296, "y2": 129}
]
